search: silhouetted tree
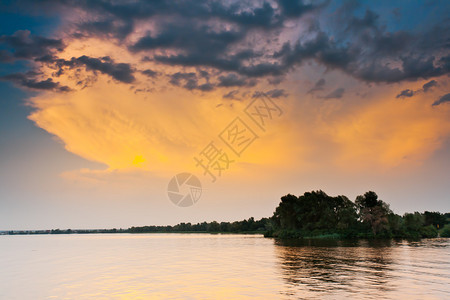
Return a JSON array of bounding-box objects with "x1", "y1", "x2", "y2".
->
[
  {"x1": 356, "y1": 191, "x2": 391, "y2": 236},
  {"x1": 423, "y1": 211, "x2": 446, "y2": 229},
  {"x1": 271, "y1": 191, "x2": 359, "y2": 238}
]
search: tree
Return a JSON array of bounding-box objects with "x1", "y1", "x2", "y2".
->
[
  {"x1": 271, "y1": 191, "x2": 359, "y2": 237},
  {"x1": 423, "y1": 211, "x2": 446, "y2": 229},
  {"x1": 403, "y1": 212, "x2": 424, "y2": 238},
  {"x1": 272, "y1": 194, "x2": 300, "y2": 231},
  {"x1": 335, "y1": 196, "x2": 358, "y2": 230},
  {"x1": 441, "y1": 224, "x2": 450, "y2": 237},
  {"x1": 355, "y1": 191, "x2": 391, "y2": 236},
  {"x1": 387, "y1": 213, "x2": 404, "y2": 237},
  {"x1": 207, "y1": 221, "x2": 220, "y2": 232}
]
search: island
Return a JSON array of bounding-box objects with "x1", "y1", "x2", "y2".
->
[{"x1": 3, "y1": 191, "x2": 450, "y2": 239}]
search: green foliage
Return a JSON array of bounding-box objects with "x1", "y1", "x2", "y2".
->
[
  {"x1": 403, "y1": 212, "x2": 424, "y2": 232},
  {"x1": 356, "y1": 191, "x2": 391, "y2": 235},
  {"x1": 9, "y1": 191, "x2": 448, "y2": 239},
  {"x1": 387, "y1": 213, "x2": 404, "y2": 238},
  {"x1": 271, "y1": 190, "x2": 359, "y2": 238},
  {"x1": 423, "y1": 211, "x2": 446, "y2": 228},
  {"x1": 420, "y1": 225, "x2": 438, "y2": 238},
  {"x1": 128, "y1": 218, "x2": 271, "y2": 234},
  {"x1": 269, "y1": 190, "x2": 449, "y2": 240},
  {"x1": 440, "y1": 224, "x2": 450, "y2": 237}
]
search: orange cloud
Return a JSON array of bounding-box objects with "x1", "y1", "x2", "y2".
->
[
  {"x1": 24, "y1": 35, "x2": 450, "y2": 184},
  {"x1": 320, "y1": 83, "x2": 450, "y2": 171}
]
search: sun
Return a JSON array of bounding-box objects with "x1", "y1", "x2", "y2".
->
[{"x1": 132, "y1": 155, "x2": 146, "y2": 167}]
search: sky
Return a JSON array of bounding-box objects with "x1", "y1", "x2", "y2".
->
[{"x1": 0, "y1": 0, "x2": 449, "y2": 230}]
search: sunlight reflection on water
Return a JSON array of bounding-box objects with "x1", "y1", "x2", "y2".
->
[{"x1": 0, "y1": 234, "x2": 449, "y2": 299}]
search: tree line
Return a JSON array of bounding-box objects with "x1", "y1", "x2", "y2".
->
[
  {"x1": 130, "y1": 190, "x2": 450, "y2": 239},
  {"x1": 266, "y1": 190, "x2": 450, "y2": 239},
  {"x1": 6, "y1": 190, "x2": 450, "y2": 239},
  {"x1": 128, "y1": 217, "x2": 269, "y2": 233}
]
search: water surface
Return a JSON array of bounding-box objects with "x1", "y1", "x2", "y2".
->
[{"x1": 0, "y1": 234, "x2": 449, "y2": 299}]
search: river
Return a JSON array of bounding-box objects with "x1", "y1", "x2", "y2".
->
[{"x1": 0, "y1": 234, "x2": 448, "y2": 299}]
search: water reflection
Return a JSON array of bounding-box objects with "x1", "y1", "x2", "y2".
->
[
  {"x1": 0, "y1": 235, "x2": 448, "y2": 299},
  {"x1": 275, "y1": 239, "x2": 400, "y2": 298}
]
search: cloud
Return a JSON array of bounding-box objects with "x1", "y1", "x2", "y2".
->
[
  {"x1": 223, "y1": 90, "x2": 240, "y2": 100},
  {"x1": 0, "y1": 72, "x2": 70, "y2": 92},
  {"x1": 422, "y1": 80, "x2": 438, "y2": 92},
  {"x1": 277, "y1": 0, "x2": 316, "y2": 18},
  {"x1": 322, "y1": 93, "x2": 450, "y2": 170},
  {"x1": 24, "y1": 73, "x2": 298, "y2": 178},
  {"x1": 168, "y1": 72, "x2": 196, "y2": 87},
  {"x1": 0, "y1": 49, "x2": 13, "y2": 63},
  {"x1": 277, "y1": 26, "x2": 449, "y2": 83},
  {"x1": 323, "y1": 88, "x2": 345, "y2": 99},
  {"x1": 252, "y1": 89, "x2": 288, "y2": 99},
  {"x1": 266, "y1": 89, "x2": 288, "y2": 98},
  {"x1": 395, "y1": 80, "x2": 439, "y2": 98},
  {"x1": 141, "y1": 69, "x2": 158, "y2": 78},
  {"x1": 1, "y1": 1, "x2": 449, "y2": 93},
  {"x1": 168, "y1": 72, "x2": 213, "y2": 91},
  {"x1": 432, "y1": 93, "x2": 450, "y2": 106},
  {"x1": 396, "y1": 89, "x2": 415, "y2": 98},
  {"x1": 75, "y1": 19, "x2": 134, "y2": 40},
  {"x1": 1, "y1": 0, "x2": 450, "y2": 179},
  {"x1": 75, "y1": 56, "x2": 135, "y2": 83},
  {"x1": 0, "y1": 30, "x2": 64, "y2": 61},
  {"x1": 307, "y1": 78, "x2": 326, "y2": 94},
  {"x1": 218, "y1": 74, "x2": 251, "y2": 87},
  {"x1": 37, "y1": 55, "x2": 136, "y2": 84}
]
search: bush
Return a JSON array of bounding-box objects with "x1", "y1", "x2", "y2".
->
[
  {"x1": 440, "y1": 224, "x2": 450, "y2": 237},
  {"x1": 420, "y1": 225, "x2": 438, "y2": 238}
]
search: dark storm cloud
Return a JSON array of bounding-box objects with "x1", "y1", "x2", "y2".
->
[
  {"x1": 196, "y1": 83, "x2": 215, "y2": 91},
  {"x1": 76, "y1": 19, "x2": 134, "y2": 40},
  {"x1": 432, "y1": 93, "x2": 450, "y2": 106},
  {"x1": 272, "y1": 1, "x2": 449, "y2": 84},
  {"x1": 37, "y1": 55, "x2": 136, "y2": 84},
  {"x1": 277, "y1": 0, "x2": 316, "y2": 18},
  {"x1": 396, "y1": 89, "x2": 415, "y2": 98},
  {"x1": 276, "y1": 23, "x2": 449, "y2": 84},
  {"x1": 21, "y1": 0, "x2": 319, "y2": 90},
  {"x1": 141, "y1": 69, "x2": 158, "y2": 78},
  {"x1": 217, "y1": 74, "x2": 244, "y2": 87},
  {"x1": 0, "y1": 30, "x2": 64, "y2": 61},
  {"x1": 395, "y1": 80, "x2": 439, "y2": 98},
  {"x1": 0, "y1": 72, "x2": 70, "y2": 92},
  {"x1": 169, "y1": 72, "x2": 196, "y2": 86},
  {"x1": 168, "y1": 72, "x2": 214, "y2": 91},
  {"x1": 2, "y1": 0, "x2": 449, "y2": 93},
  {"x1": 75, "y1": 56, "x2": 135, "y2": 83},
  {"x1": 218, "y1": 74, "x2": 255, "y2": 87},
  {"x1": 129, "y1": 24, "x2": 244, "y2": 53},
  {"x1": 68, "y1": 0, "x2": 284, "y2": 31},
  {"x1": 422, "y1": 80, "x2": 438, "y2": 92}
]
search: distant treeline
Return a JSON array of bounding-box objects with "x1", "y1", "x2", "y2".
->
[
  {"x1": 4, "y1": 190, "x2": 450, "y2": 239},
  {"x1": 4, "y1": 219, "x2": 269, "y2": 235},
  {"x1": 266, "y1": 190, "x2": 450, "y2": 239},
  {"x1": 128, "y1": 218, "x2": 269, "y2": 233},
  {"x1": 4, "y1": 228, "x2": 127, "y2": 235}
]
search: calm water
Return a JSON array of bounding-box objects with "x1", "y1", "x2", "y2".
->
[{"x1": 0, "y1": 234, "x2": 449, "y2": 299}]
